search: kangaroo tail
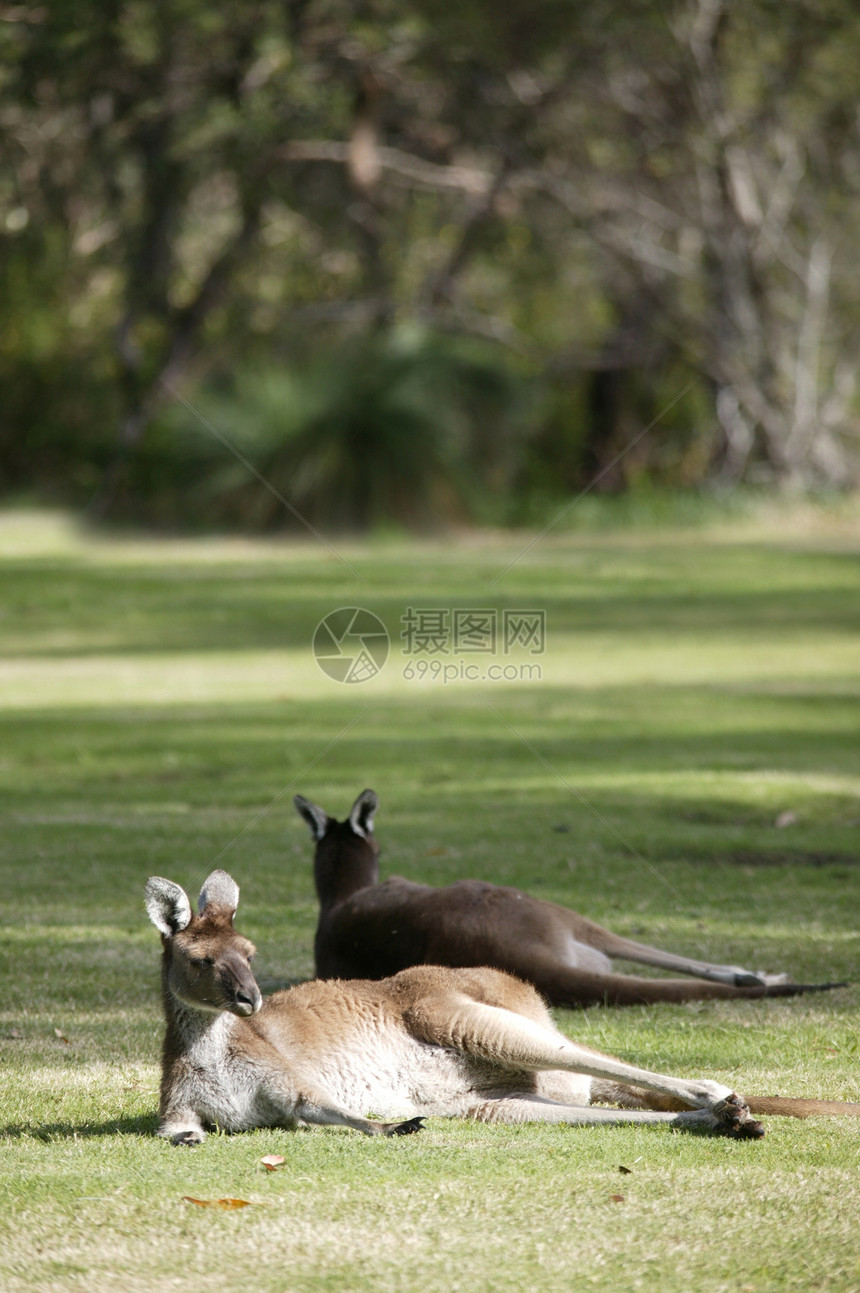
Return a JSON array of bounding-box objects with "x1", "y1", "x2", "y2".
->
[
  {"x1": 529, "y1": 964, "x2": 848, "y2": 1008},
  {"x1": 745, "y1": 1096, "x2": 860, "y2": 1119},
  {"x1": 759, "y1": 981, "x2": 848, "y2": 998}
]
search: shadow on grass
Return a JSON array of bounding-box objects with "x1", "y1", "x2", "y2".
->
[
  {"x1": 2, "y1": 1114, "x2": 322, "y2": 1142},
  {"x1": 4, "y1": 546, "x2": 860, "y2": 659},
  {"x1": 2, "y1": 1111, "x2": 784, "y2": 1145},
  {"x1": 3, "y1": 1113, "x2": 160, "y2": 1140}
]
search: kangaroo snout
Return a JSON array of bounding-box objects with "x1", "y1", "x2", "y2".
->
[
  {"x1": 222, "y1": 954, "x2": 262, "y2": 1016},
  {"x1": 231, "y1": 983, "x2": 262, "y2": 1016}
]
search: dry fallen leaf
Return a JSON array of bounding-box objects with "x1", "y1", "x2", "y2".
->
[
  {"x1": 618, "y1": 1165, "x2": 633, "y2": 1175},
  {"x1": 260, "y1": 1155, "x2": 286, "y2": 1171},
  {"x1": 53, "y1": 1028, "x2": 71, "y2": 1045},
  {"x1": 610, "y1": 1194, "x2": 625, "y2": 1203},
  {"x1": 182, "y1": 1196, "x2": 253, "y2": 1210}
]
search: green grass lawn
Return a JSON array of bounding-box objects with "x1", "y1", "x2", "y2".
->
[{"x1": 1, "y1": 504, "x2": 859, "y2": 1293}]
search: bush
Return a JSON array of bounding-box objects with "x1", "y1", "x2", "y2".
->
[{"x1": 118, "y1": 329, "x2": 532, "y2": 532}]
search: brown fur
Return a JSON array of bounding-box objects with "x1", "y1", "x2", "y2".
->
[
  {"x1": 296, "y1": 790, "x2": 846, "y2": 1007},
  {"x1": 145, "y1": 869, "x2": 859, "y2": 1149}
]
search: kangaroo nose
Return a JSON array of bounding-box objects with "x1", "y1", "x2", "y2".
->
[{"x1": 234, "y1": 987, "x2": 262, "y2": 1016}]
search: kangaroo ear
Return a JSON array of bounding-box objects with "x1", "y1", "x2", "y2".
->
[
  {"x1": 349, "y1": 788, "x2": 378, "y2": 839},
  {"x1": 145, "y1": 877, "x2": 192, "y2": 937},
  {"x1": 198, "y1": 870, "x2": 239, "y2": 916},
  {"x1": 294, "y1": 794, "x2": 329, "y2": 842}
]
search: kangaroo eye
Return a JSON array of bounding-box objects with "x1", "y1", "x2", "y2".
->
[{"x1": 189, "y1": 955, "x2": 214, "y2": 969}]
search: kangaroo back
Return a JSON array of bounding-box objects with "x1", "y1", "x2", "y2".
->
[{"x1": 294, "y1": 790, "x2": 846, "y2": 1006}]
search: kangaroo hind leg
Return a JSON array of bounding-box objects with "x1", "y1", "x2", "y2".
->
[
  {"x1": 589, "y1": 928, "x2": 785, "y2": 987},
  {"x1": 403, "y1": 991, "x2": 763, "y2": 1136},
  {"x1": 467, "y1": 1092, "x2": 763, "y2": 1137}
]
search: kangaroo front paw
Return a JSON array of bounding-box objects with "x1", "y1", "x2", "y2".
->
[
  {"x1": 172, "y1": 1128, "x2": 205, "y2": 1146},
  {"x1": 158, "y1": 1123, "x2": 205, "y2": 1146},
  {"x1": 713, "y1": 1094, "x2": 765, "y2": 1140},
  {"x1": 385, "y1": 1116, "x2": 425, "y2": 1137}
]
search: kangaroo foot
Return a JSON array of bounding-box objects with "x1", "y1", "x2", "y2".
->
[
  {"x1": 386, "y1": 1116, "x2": 425, "y2": 1137},
  {"x1": 714, "y1": 1093, "x2": 765, "y2": 1139}
]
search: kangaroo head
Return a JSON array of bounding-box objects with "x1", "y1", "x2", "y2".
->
[
  {"x1": 145, "y1": 870, "x2": 262, "y2": 1017},
  {"x1": 294, "y1": 789, "x2": 380, "y2": 903}
]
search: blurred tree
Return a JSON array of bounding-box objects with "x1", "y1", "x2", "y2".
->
[
  {"x1": 139, "y1": 328, "x2": 527, "y2": 530},
  {"x1": 1, "y1": 0, "x2": 858, "y2": 528},
  {"x1": 539, "y1": 0, "x2": 860, "y2": 486}
]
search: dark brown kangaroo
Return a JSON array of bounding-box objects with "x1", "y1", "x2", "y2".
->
[
  {"x1": 295, "y1": 789, "x2": 846, "y2": 1008},
  {"x1": 145, "y1": 869, "x2": 860, "y2": 1147}
]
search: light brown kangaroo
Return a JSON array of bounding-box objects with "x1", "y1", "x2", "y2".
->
[
  {"x1": 146, "y1": 869, "x2": 860, "y2": 1146},
  {"x1": 295, "y1": 789, "x2": 846, "y2": 1007}
]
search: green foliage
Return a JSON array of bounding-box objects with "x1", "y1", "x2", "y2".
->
[
  {"x1": 3, "y1": 0, "x2": 860, "y2": 518},
  {"x1": 125, "y1": 329, "x2": 531, "y2": 531}
]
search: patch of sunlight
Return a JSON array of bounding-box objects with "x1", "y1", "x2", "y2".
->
[
  {"x1": 552, "y1": 768, "x2": 860, "y2": 795},
  {"x1": 733, "y1": 769, "x2": 860, "y2": 790},
  {"x1": 3, "y1": 1061, "x2": 157, "y2": 1088},
  {"x1": 2, "y1": 632, "x2": 857, "y2": 711},
  {"x1": 0, "y1": 509, "x2": 83, "y2": 558},
  {"x1": 618, "y1": 913, "x2": 859, "y2": 944},
  {"x1": 0, "y1": 507, "x2": 514, "y2": 569},
  {"x1": 537, "y1": 637, "x2": 860, "y2": 688},
  {"x1": 0, "y1": 925, "x2": 151, "y2": 944},
  {"x1": 0, "y1": 650, "x2": 320, "y2": 708},
  {"x1": 12, "y1": 806, "x2": 194, "y2": 825}
]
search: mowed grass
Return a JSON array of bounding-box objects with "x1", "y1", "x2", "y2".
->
[{"x1": 0, "y1": 504, "x2": 859, "y2": 1293}]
